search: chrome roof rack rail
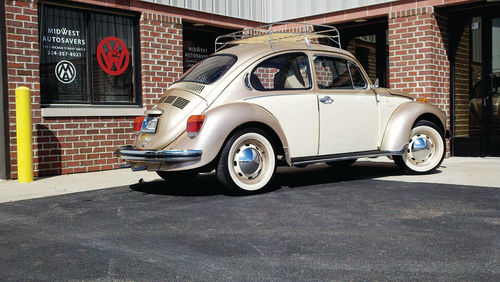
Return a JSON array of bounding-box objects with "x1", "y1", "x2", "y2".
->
[{"x1": 215, "y1": 22, "x2": 341, "y2": 52}]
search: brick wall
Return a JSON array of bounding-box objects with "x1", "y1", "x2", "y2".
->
[
  {"x1": 5, "y1": 0, "x2": 39, "y2": 178},
  {"x1": 4, "y1": 0, "x2": 184, "y2": 178},
  {"x1": 140, "y1": 13, "x2": 183, "y2": 107},
  {"x1": 453, "y1": 23, "x2": 470, "y2": 138},
  {"x1": 388, "y1": 6, "x2": 451, "y2": 151}
]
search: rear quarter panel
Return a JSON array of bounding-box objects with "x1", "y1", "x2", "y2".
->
[{"x1": 162, "y1": 102, "x2": 289, "y2": 171}]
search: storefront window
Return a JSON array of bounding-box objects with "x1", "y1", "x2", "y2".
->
[
  {"x1": 338, "y1": 20, "x2": 388, "y2": 87},
  {"x1": 39, "y1": 4, "x2": 138, "y2": 105},
  {"x1": 182, "y1": 22, "x2": 235, "y2": 73}
]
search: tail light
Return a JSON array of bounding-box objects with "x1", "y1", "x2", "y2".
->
[
  {"x1": 187, "y1": 115, "x2": 205, "y2": 138},
  {"x1": 133, "y1": 116, "x2": 145, "y2": 132}
]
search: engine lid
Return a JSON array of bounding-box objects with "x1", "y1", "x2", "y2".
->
[{"x1": 135, "y1": 88, "x2": 208, "y2": 150}]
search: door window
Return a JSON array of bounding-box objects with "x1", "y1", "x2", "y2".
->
[
  {"x1": 313, "y1": 56, "x2": 366, "y2": 89},
  {"x1": 348, "y1": 61, "x2": 367, "y2": 88},
  {"x1": 250, "y1": 52, "x2": 311, "y2": 91}
]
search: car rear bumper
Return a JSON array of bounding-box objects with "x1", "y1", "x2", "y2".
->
[{"x1": 115, "y1": 145, "x2": 202, "y2": 162}]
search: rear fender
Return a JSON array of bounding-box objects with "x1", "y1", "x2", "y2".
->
[
  {"x1": 381, "y1": 101, "x2": 446, "y2": 152},
  {"x1": 163, "y1": 102, "x2": 289, "y2": 171}
]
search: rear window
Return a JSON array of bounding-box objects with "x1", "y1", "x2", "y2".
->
[{"x1": 179, "y1": 55, "x2": 237, "y2": 85}]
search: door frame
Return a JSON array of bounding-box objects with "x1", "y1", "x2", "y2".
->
[
  {"x1": 449, "y1": 3, "x2": 500, "y2": 157},
  {"x1": 0, "y1": 0, "x2": 10, "y2": 180}
]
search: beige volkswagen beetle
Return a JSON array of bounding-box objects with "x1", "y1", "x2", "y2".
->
[{"x1": 116, "y1": 23, "x2": 448, "y2": 194}]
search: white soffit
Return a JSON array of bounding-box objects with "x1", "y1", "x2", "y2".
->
[{"x1": 146, "y1": 0, "x2": 397, "y2": 23}]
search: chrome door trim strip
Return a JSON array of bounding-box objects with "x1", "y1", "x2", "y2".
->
[{"x1": 290, "y1": 146, "x2": 407, "y2": 166}]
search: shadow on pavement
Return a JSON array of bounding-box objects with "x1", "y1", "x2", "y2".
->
[
  {"x1": 130, "y1": 173, "x2": 223, "y2": 197},
  {"x1": 129, "y1": 160, "x2": 442, "y2": 196}
]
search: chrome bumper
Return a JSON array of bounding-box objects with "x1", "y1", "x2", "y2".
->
[{"x1": 115, "y1": 146, "x2": 202, "y2": 162}]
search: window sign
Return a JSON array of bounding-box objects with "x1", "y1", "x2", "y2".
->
[
  {"x1": 91, "y1": 13, "x2": 135, "y2": 103},
  {"x1": 40, "y1": 6, "x2": 88, "y2": 103},
  {"x1": 40, "y1": 4, "x2": 138, "y2": 105}
]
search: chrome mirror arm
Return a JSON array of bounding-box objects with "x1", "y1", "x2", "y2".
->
[{"x1": 371, "y1": 78, "x2": 380, "y2": 102}]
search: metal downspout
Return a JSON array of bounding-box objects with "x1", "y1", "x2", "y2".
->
[{"x1": 0, "y1": 0, "x2": 11, "y2": 180}]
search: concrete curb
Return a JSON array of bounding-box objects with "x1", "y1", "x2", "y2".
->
[{"x1": 0, "y1": 157, "x2": 499, "y2": 203}]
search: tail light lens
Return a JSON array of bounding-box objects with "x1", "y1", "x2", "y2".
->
[
  {"x1": 133, "y1": 116, "x2": 145, "y2": 132},
  {"x1": 187, "y1": 115, "x2": 205, "y2": 138}
]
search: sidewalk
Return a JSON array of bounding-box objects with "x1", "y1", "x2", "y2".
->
[
  {"x1": 0, "y1": 157, "x2": 499, "y2": 203},
  {"x1": 0, "y1": 168, "x2": 161, "y2": 203}
]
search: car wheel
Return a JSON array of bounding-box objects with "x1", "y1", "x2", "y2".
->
[
  {"x1": 326, "y1": 159, "x2": 357, "y2": 168},
  {"x1": 393, "y1": 120, "x2": 445, "y2": 174},
  {"x1": 217, "y1": 128, "x2": 276, "y2": 194},
  {"x1": 156, "y1": 171, "x2": 197, "y2": 182}
]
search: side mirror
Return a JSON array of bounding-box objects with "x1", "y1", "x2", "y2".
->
[{"x1": 370, "y1": 78, "x2": 379, "y2": 90}]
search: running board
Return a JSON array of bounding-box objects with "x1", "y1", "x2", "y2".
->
[{"x1": 290, "y1": 147, "x2": 407, "y2": 166}]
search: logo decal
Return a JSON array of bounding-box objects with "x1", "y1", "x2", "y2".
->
[
  {"x1": 97, "y1": 36, "x2": 130, "y2": 76},
  {"x1": 55, "y1": 60, "x2": 76, "y2": 84}
]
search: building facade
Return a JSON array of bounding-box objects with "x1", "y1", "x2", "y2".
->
[{"x1": 0, "y1": 0, "x2": 499, "y2": 179}]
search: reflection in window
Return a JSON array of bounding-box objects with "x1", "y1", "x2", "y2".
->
[
  {"x1": 179, "y1": 55, "x2": 236, "y2": 85},
  {"x1": 313, "y1": 56, "x2": 366, "y2": 89},
  {"x1": 39, "y1": 4, "x2": 138, "y2": 105},
  {"x1": 251, "y1": 53, "x2": 311, "y2": 91},
  {"x1": 314, "y1": 57, "x2": 351, "y2": 88},
  {"x1": 91, "y1": 13, "x2": 135, "y2": 103},
  {"x1": 40, "y1": 6, "x2": 88, "y2": 104},
  {"x1": 348, "y1": 61, "x2": 367, "y2": 88}
]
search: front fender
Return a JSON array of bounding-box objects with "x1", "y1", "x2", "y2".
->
[
  {"x1": 380, "y1": 101, "x2": 446, "y2": 152},
  {"x1": 162, "y1": 102, "x2": 289, "y2": 171}
]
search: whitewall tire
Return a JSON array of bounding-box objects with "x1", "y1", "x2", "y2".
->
[
  {"x1": 217, "y1": 128, "x2": 276, "y2": 194},
  {"x1": 394, "y1": 120, "x2": 445, "y2": 174}
]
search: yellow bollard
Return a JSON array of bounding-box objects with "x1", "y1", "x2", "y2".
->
[{"x1": 15, "y1": 86, "x2": 33, "y2": 183}]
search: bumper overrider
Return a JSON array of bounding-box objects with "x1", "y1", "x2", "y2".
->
[{"x1": 115, "y1": 145, "x2": 202, "y2": 162}]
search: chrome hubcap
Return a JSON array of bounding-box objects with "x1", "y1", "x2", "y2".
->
[
  {"x1": 407, "y1": 134, "x2": 434, "y2": 164},
  {"x1": 233, "y1": 144, "x2": 264, "y2": 180}
]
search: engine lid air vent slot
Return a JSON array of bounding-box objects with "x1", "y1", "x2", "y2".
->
[
  {"x1": 172, "y1": 97, "x2": 190, "y2": 109},
  {"x1": 164, "y1": 95, "x2": 177, "y2": 104},
  {"x1": 183, "y1": 83, "x2": 205, "y2": 94}
]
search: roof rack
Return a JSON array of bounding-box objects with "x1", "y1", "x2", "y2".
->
[{"x1": 215, "y1": 22, "x2": 341, "y2": 52}]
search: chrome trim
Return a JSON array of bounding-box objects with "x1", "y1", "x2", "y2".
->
[
  {"x1": 115, "y1": 145, "x2": 202, "y2": 163},
  {"x1": 244, "y1": 72, "x2": 253, "y2": 90},
  {"x1": 291, "y1": 146, "x2": 407, "y2": 166},
  {"x1": 319, "y1": 96, "x2": 333, "y2": 104},
  {"x1": 144, "y1": 109, "x2": 164, "y2": 115},
  {"x1": 132, "y1": 166, "x2": 147, "y2": 171}
]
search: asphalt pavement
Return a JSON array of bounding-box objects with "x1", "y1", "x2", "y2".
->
[{"x1": 0, "y1": 159, "x2": 499, "y2": 280}]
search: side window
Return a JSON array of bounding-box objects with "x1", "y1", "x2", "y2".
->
[
  {"x1": 251, "y1": 52, "x2": 311, "y2": 91},
  {"x1": 348, "y1": 61, "x2": 367, "y2": 88},
  {"x1": 313, "y1": 57, "x2": 352, "y2": 89}
]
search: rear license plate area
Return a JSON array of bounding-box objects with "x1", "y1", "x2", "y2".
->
[{"x1": 141, "y1": 116, "x2": 159, "y2": 133}]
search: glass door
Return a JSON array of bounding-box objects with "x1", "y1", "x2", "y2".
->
[
  {"x1": 488, "y1": 18, "x2": 500, "y2": 155},
  {"x1": 452, "y1": 12, "x2": 500, "y2": 156}
]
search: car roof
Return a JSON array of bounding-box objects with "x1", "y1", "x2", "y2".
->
[{"x1": 214, "y1": 42, "x2": 357, "y2": 64}]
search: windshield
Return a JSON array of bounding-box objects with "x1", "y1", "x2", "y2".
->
[{"x1": 179, "y1": 55, "x2": 237, "y2": 85}]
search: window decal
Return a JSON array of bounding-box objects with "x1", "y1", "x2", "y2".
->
[
  {"x1": 97, "y1": 36, "x2": 130, "y2": 76},
  {"x1": 55, "y1": 60, "x2": 76, "y2": 84}
]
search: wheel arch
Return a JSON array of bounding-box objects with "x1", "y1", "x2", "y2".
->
[
  {"x1": 163, "y1": 102, "x2": 290, "y2": 171},
  {"x1": 223, "y1": 121, "x2": 286, "y2": 158},
  {"x1": 381, "y1": 101, "x2": 446, "y2": 152},
  {"x1": 414, "y1": 113, "x2": 445, "y2": 133}
]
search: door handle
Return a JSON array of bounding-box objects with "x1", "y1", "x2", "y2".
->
[{"x1": 319, "y1": 96, "x2": 333, "y2": 104}]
